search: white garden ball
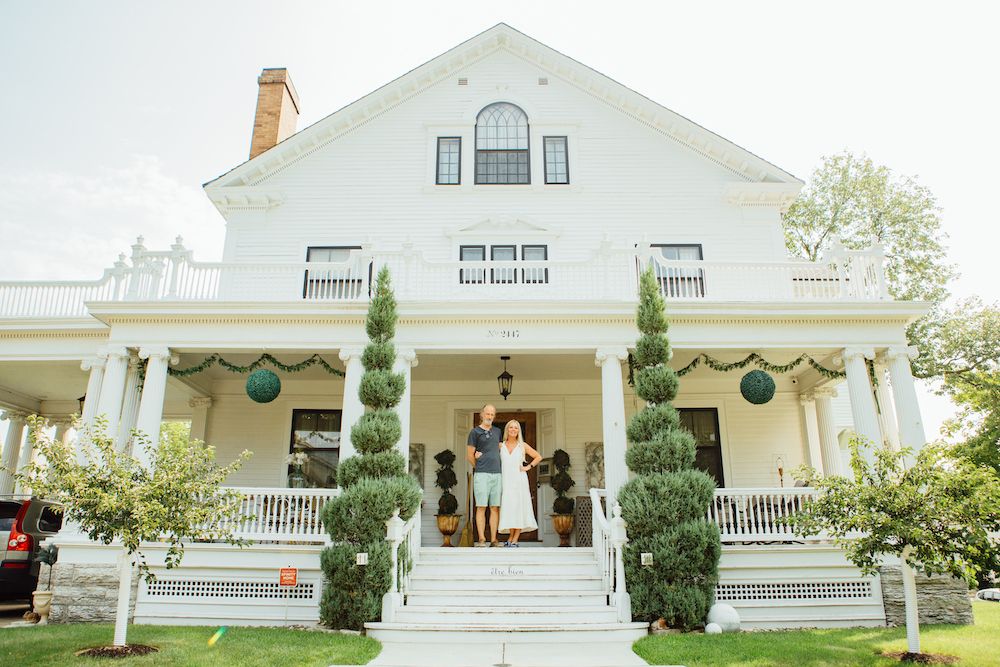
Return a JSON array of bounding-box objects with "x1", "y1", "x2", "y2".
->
[
  {"x1": 705, "y1": 622, "x2": 723, "y2": 635},
  {"x1": 707, "y1": 603, "x2": 740, "y2": 633}
]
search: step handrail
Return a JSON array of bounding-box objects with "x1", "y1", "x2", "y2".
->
[
  {"x1": 590, "y1": 488, "x2": 632, "y2": 623},
  {"x1": 381, "y1": 505, "x2": 421, "y2": 623}
]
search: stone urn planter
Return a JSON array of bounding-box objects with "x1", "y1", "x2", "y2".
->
[
  {"x1": 551, "y1": 514, "x2": 575, "y2": 547},
  {"x1": 436, "y1": 514, "x2": 461, "y2": 547},
  {"x1": 32, "y1": 590, "x2": 53, "y2": 624}
]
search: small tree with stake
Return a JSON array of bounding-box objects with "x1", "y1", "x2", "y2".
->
[{"x1": 793, "y1": 438, "x2": 1000, "y2": 660}]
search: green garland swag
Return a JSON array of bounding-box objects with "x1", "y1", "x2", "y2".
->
[
  {"x1": 628, "y1": 352, "x2": 845, "y2": 384},
  {"x1": 168, "y1": 353, "x2": 346, "y2": 378}
]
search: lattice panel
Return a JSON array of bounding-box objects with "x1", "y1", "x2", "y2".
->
[
  {"x1": 145, "y1": 579, "x2": 315, "y2": 600},
  {"x1": 717, "y1": 581, "x2": 873, "y2": 601}
]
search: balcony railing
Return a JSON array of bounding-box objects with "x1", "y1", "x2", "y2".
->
[{"x1": 0, "y1": 237, "x2": 889, "y2": 319}]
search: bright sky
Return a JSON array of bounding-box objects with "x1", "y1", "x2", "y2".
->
[{"x1": 1, "y1": 1, "x2": 996, "y2": 438}]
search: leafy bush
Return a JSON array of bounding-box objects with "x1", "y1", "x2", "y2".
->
[
  {"x1": 361, "y1": 341, "x2": 396, "y2": 371},
  {"x1": 358, "y1": 370, "x2": 406, "y2": 409},
  {"x1": 336, "y1": 450, "x2": 407, "y2": 488},
  {"x1": 351, "y1": 409, "x2": 403, "y2": 455},
  {"x1": 623, "y1": 269, "x2": 720, "y2": 630},
  {"x1": 319, "y1": 541, "x2": 391, "y2": 630},
  {"x1": 322, "y1": 477, "x2": 421, "y2": 544}
]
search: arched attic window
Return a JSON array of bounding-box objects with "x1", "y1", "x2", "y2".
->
[{"x1": 475, "y1": 102, "x2": 530, "y2": 184}]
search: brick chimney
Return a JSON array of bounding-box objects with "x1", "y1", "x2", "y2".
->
[{"x1": 249, "y1": 68, "x2": 300, "y2": 159}]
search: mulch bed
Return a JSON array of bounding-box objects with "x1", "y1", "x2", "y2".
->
[
  {"x1": 75, "y1": 645, "x2": 159, "y2": 658},
  {"x1": 882, "y1": 652, "x2": 960, "y2": 664}
]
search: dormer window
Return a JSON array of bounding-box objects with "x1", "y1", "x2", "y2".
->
[{"x1": 475, "y1": 103, "x2": 530, "y2": 184}]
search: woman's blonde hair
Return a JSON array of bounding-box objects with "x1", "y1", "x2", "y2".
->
[{"x1": 502, "y1": 419, "x2": 526, "y2": 448}]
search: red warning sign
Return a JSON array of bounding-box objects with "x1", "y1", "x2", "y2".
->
[{"x1": 279, "y1": 567, "x2": 297, "y2": 587}]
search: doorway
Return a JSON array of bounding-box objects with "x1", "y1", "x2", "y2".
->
[{"x1": 471, "y1": 411, "x2": 539, "y2": 542}]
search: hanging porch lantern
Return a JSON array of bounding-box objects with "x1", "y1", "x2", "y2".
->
[{"x1": 497, "y1": 356, "x2": 513, "y2": 401}]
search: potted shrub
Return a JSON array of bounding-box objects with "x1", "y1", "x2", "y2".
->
[
  {"x1": 434, "y1": 449, "x2": 461, "y2": 546},
  {"x1": 550, "y1": 449, "x2": 576, "y2": 547},
  {"x1": 32, "y1": 543, "x2": 58, "y2": 624}
]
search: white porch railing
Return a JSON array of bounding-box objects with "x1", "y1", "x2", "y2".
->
[
  {"x1": 381, "y1": 507, "x2": 422, "y2": 623},
  {"x1": 707, "y1": 487, "x2": 821, "y2": 543},
  {"x1": 590, "y1": 488, "x2": 632, "y2": 623},
  {"x1": 218, "y1": 487, "x2": 339, "y2": 544},
  {"x1": 0, "y1": 238, "x2": 891, "y2": 319}
]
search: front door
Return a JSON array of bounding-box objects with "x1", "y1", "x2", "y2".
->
[{"x1": 471, "y1": 411, "x2": 539, "y2": 542}]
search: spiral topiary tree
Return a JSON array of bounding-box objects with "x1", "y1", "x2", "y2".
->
[
  {"x1": 618, "y1": 268, "x2": 721, "y2": 630},
  {"x1": 434, "y1": 449, "x2": 459, "y2": 515},
  {"x1": 550, "y1": 449, "x2": 576, "y2": 515},
  {"x1": 319, "y1": 266, "x2": 422, "y2": 630}
]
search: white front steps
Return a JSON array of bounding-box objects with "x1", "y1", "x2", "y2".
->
[{"x1": 365, "y1": 546, "x2": 648, "y2": 645}]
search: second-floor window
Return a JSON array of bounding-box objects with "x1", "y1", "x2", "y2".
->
[
  {"x1": 436, "y1": 137, "x2": 461, "y2": 184},
  {"x1": 652, "y1": 244, "x2": 705, "y2": 298},
  {"x1": 543, "y1": 136, "x2": 569, "y2": 184},
  {"x1": 475, "y1": 102, "x2": 530, "y2": 184},
  {"x1": 459, "y1": 244, "x2": 549, "y2": 284},
  {"x1": 304, "y1": 246, "x2": 363, "y2": 299}
]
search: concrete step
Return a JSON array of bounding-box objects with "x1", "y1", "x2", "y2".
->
[
  {"x1": 419, "y1": 547, "x2": 594, "y2": 560},
  {"x1": 405, "y1": 590, "x2": 609, "y2": 607},
  {"x1": 414, "y1": 562, "x2": 601, "y2": 576},
  {"x1": 408, "y1": 574, "x2": 604, "y2": 592},
  {"x1": 364, "y1": 622, "x2": 650, "y2": 644},
  {"x1": 394, "y1": 606, "x2": 620, "y2": 624}
]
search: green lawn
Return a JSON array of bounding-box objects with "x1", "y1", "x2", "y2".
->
[
  {"x1": 634, "y1": 600, "x2": 1000, "y2": 666},
  {"x1": 0, "y1": 624, "x2": 380, "y2": 666}
]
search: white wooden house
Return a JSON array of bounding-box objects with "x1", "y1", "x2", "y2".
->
[{"x1": 0, "y1": 24, "x2": 931, "y2": 640}]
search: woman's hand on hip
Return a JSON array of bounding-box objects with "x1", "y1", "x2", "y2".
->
[{"x1": 520, "y1": 465, "x2": 531, "y2": 472}]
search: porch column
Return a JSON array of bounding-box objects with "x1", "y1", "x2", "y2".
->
[
  {"x1": 13, "y1": 421, "x2": 40, "y2": 493},
  {"x1": 80, "y1": 352, "x2": 108, "y2": 430},
  {"x1": 596, "y1": 346, "x2": 629, "y2": 513},
  {"x1": 0, "y1": 411, "x2": 28, "y2": 495},
  {"x1": 798, "y1": 392, "x2": 824, "y2": 475},
  {"x1": 115, "y1": 354, "x2": 143, "y2": 451},
  {"x1": 338, "y1": 347, "x2": 365, "y2": 462},
  {"x1": 134, "y1": 346, "x2": 177, "y2": 467},
  {"x1": 53, "y1": 417, "x2": 74, "y2": 445},
  {"x1": 813, "y1": 388, "x2": 843, "y2": 477},
  {"x1": 873, "y1": 356, "x2": 901, "y2": 452},
  {"x1": 393, "y1": 348, "x2": 418, "y2": 463},
  {"x1": 189, "y1": 397, "x2": 213, "y2": 442},
  {"x1": 886, "y1": 345, "x2": 927, "y2": 460},
  {"x1": 840, "y1": 347, "x2": 882, "y2": 460},
  {"x1": 95, "y1": 346, "x2": 131, "y2": 436}
]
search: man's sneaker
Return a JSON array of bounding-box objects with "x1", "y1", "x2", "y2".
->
[
  {"x1": 474, "y1": 541, "x2": 487, "y2": 548},
  {"x1": 490, "y1": 540, "x2": 501, "y2": 548}
]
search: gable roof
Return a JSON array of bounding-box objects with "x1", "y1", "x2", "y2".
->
[{"x1": 204, "y1": 23, "x2": 801, "y2": 199}]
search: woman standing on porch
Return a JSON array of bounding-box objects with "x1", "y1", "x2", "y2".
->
[{"x1": 498, "y1": 419, "x2": 541, "y2": 546}]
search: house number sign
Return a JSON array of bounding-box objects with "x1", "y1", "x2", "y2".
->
[{"x1": 487, "y1": 329, "x2": 520, "y2": 339}]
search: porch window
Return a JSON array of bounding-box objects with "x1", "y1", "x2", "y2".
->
[
  {"x1": 304, "y1": 246, "x2": 363, "y2": 299},
  {"x1": 491, "y1": 245, "x2": 517, "y2": 284},
  {"x1": 475, "y1": 102, "x2": 530, "y2": 184},
  {"x1": 652, "y1": 244, "x2": 705, "y2": 298},
  {"x1": 459, "y1": 245, "x2": 486, "y2": 284},
  {"x1": 459, "y1": 245, "x2": 550, "y2": 285},
  {"x1": 522, "y1": 244, "x2": 549, "y2": 284},
  {"x1": 678, "y1": 408, "x2": 724, "y2": 486},
  {"x1": 289, "y1": 409, "x2": 342, "y2": 488},
  {"x1": 436, "y1": 137, "x2": 461, "y2": 185}
]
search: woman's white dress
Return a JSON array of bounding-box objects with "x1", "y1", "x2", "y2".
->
[{"x1": 498, "y1": 442, "x2": 538, "y2": 532}]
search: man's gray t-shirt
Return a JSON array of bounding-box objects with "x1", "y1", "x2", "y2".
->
[{"x1": 467, "y1": 425, "x2": 502, "y2": 473}]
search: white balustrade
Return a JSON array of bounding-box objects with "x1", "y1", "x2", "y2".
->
[
  {"x1": 707, "y1": 487, "x2": 821, "y2": 543},
  {"x1": 382, "y1": 505, "x2": 422, "y2": 623},
  {"x1": 0, "y1": 238, "x2": 890, "y2": 319},
  {"x1": 589, "y1": 488, "x2": 617, "y2": 601},
  {"x1": 216, "y1": 487, "x2": 340, "y2": 544}
]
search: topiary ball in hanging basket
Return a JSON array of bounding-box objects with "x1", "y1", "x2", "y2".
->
[
  {"x1": 740, "y1": 369, "x2": 775, "y2": 405},
  {"x1": 246, "y1": 369, "x2": 281, "y2": 403}
]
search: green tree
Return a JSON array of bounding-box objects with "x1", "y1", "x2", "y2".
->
[
  {"x1": 319, "y1": 267, "x2": 421, "y2": 629},
  {"x1": 793, "y1": 439, "x2": 1000, "y2": 656},
  {"x1": 16, "y1": 417, "x2": 250, "y2": 648},
  {"x1": 619, "y1": 268, "x2": 721, "y2": 629}
]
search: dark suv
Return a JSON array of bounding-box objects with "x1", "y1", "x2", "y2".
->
[{"x1": 0, "y1": 497, "x2": 63, "y2": 600}]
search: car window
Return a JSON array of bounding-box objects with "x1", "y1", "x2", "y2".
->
[
  {"x1": 38, "y1": 506, "x2": 63, "y2": 533},
  {"x1": 0, "y1": 501, "x2": 21, "y2": 532}
]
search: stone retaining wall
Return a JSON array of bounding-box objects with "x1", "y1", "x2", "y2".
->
[
  {"x1": 879, "y1": 565, "x2": 973, "y2": 626},
  {"x1": 46, "y1": 562, "x2": 138, "y2": 624}
]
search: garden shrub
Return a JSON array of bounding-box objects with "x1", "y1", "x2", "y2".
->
[
  {"x1": 621, "y1": 268, "x2": 720, "y2": 630},
  {"x1": 320, "y1": 267, "x2": 422, "y2": 628}
]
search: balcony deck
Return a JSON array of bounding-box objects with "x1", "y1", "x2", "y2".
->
[{"x1": 0, "y1": 240, "x2": 889, "y2": 320}]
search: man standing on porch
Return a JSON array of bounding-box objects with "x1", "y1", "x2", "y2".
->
[{"x1": 467, "y1": 404, "x2": 503, "y2": 547}]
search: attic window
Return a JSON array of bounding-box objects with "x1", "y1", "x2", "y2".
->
[
  {"x1": 458, "y1": 78, "x2": 469, "y2": 86},
  {"x1": 475, "y1": 102, "x2": 530, "y2": 185}
]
